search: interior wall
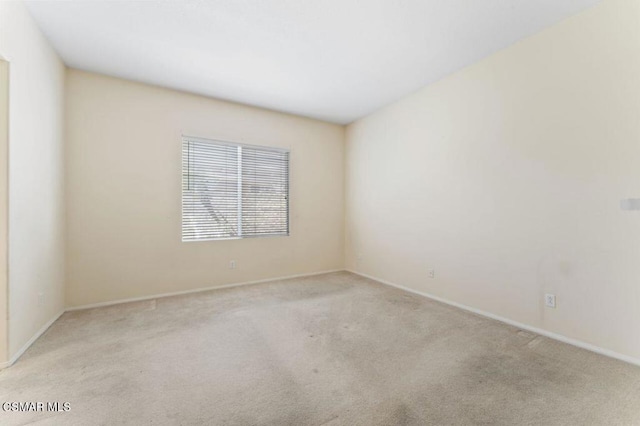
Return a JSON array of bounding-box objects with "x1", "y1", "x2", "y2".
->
[
  {"x1": 0, "y1": 59, "x2": 8, "y2": 365},
  {"x1": 65, "y1": 70, "x2": 344, "y2": 307},
  {"x1": 345, "y1": 0, "x2": 640, "y2": 360},
  {"x1": 0, "y1": 2, "x2": 66, "y2": 358}
]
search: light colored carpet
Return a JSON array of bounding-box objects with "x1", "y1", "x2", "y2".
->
[{"x1": 1, "y1": 271, "x2": 639, "y2": 425}]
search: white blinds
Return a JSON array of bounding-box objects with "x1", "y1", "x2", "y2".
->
[{"x1": 182, "y1": 137, "x2": 289, "y2": 241}]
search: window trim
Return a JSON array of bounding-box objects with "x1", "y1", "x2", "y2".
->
[{"x1": 181, "y1": 135, "x2": 291, "y2": 242}]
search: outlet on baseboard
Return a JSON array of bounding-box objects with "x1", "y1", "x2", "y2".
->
[
  {"x1": 229, "y1": 260, "x2": 236, "y2": 269},
  {"x1": 545, "y1": 293, "x2": 556, "y2": 308}
]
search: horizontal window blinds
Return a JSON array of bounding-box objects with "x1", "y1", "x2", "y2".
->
[
  {"x1": 241, "y1": 146, "x2": 289, "y2": 238},
  {"x1": 182, "y1": 137, "x2": 289, "y2": 241}
]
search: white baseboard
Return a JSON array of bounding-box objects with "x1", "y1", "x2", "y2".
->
[
  {"x1": 1, "y1": 269, "x2": 345, "y2": 368},
  {"x1": 0, "y1": 309, "x2": 65, "y2": 370},
  {"x1": 8, "y1": 268, "x2": 639, "y2": 370},
  {"x1": 346, "y1": 269, "x2": 640, "y2": 368},
  {"x1": 66, "y1": 268, "x2": 345, "y2": 311}
]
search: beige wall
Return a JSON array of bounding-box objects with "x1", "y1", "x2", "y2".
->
[
  {"x1": 0, "y1": 2, "x2": 66, "y2": 359},
  {"x1": 0, "y1": 60, "x2": 8, "y2": 364},
  {"x1": 346, "y1": 0, "x2": 640, "y2": 360},
  {"x1": 65, "y1": 70, "x2": 344, "y2": 307}
]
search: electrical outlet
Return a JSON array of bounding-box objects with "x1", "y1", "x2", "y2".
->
[
  {"x1": 229, "y1": 260, "x2": 236, "y2": 269},
  {"x1": 37, "y1": 292, "x2": 45, "y2": 307},
  {"x1": 428, "y1": 269, "x2": 435, "y2": 279},
  {"x1": 545, "y1": 293, "x2": 556, "y2": 308}
]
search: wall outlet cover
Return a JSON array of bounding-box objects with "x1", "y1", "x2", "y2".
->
[{"x1": 545, "y1": 293, "x2": 556, "y2": 308}]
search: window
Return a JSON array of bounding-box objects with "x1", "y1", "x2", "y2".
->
[{"x1": 182, "y1": 136, "x2": 289, "y2": 241}]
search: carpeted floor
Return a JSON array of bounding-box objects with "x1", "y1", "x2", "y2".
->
[{"x1": 1, "y1": 271, "x2": 639, "y2": 425}]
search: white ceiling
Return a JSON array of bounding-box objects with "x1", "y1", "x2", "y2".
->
[{"x1": 26, "y1": 0, "x2": 600, "y2": 124}]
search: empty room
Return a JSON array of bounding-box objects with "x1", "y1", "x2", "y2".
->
[{"x1": 1, "y1": 0, "x2": 640, "y2": 424}]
